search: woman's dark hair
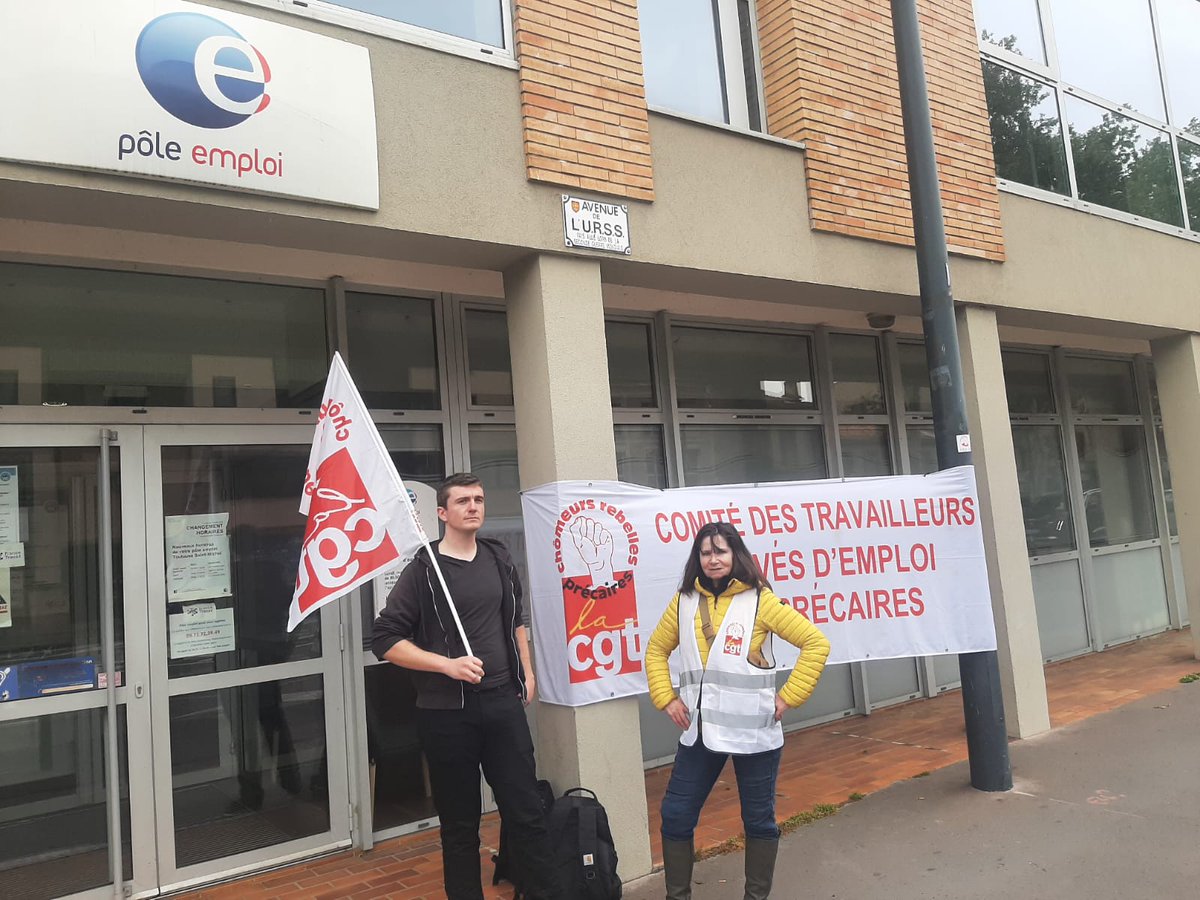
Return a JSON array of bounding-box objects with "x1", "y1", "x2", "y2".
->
[{"x1": 678, "y1": 521, "x2": 769, "y2": 593}]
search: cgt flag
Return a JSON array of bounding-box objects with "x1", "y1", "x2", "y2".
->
[{"x1": 287, "y1": 353, "x2": 458, "y2": 639}]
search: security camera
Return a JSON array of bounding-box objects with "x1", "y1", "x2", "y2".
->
[{"x1": 866, "y1": 313, "x2": 896, "y2": 331}]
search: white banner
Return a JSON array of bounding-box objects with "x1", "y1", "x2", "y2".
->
[
  {"x1": 0, "y1": 0, "x2": 378, "y2": 208},
  {"x1": 288, "y1": 353, "x2": 428, "y2": 632},
  {"x1": 521, "y1": 468, "x2": 996, "y2": 707}
]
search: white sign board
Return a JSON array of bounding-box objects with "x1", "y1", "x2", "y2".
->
[
  {"x1": 169, "y1": 603, "x2": 236, "y2": 658},
  {"x1": 521, "y1": 467, "x2": 996, "y2": 707},
  {"x1": 0, "y1": 544, "x2": 24, "y2": 568},
  {"x1": 372, "y1": 481, "x2": 439, "y2": 615},
  {"x1": 0, "y1": 0, "x2": 379, "y2": 208},
  {"x1": 165, "y1": 513, "x2": 232, "y2": 603},
  {"x1": 0, "y1": 467, "x2": 17, "y2": 545},
  {"x1": 562, "y1": 195, "x2": 631, "y2": 255},
  {"x1": 0, "y1": 569, "x2": 10, "y2": 629}
]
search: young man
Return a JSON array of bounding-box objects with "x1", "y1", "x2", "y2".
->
[{"x1": 371, "y1": 473, "x2": 558, "y2": 900}]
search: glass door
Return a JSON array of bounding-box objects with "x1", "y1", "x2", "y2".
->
[
  {"x1": 142, "y1": 426, "x2": 350, "y2": 892},
  {"x1": 0, "y1": 425, "x2": 156, "y2": 899}
]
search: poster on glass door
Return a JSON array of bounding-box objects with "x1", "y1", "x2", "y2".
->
[{"x1": 165, "y1": 513, "x2": 232, "y2": 603}]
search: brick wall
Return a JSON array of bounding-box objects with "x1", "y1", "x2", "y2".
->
[
  {"x1": 759, "y1": 0, "x2": 1005, "y2": 260},
  {"x1": 514, "y1": 0, "x2": 654, "y2": 201}
]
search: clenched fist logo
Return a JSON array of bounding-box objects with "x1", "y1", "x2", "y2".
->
[{"x1": 569, "y1": 517, "x2": 616, "y2": 587}]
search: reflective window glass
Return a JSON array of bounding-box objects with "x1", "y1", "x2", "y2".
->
[
  {"x1": 161, "y1": 445, "x2": 321, "y2": 678},
  {"x1": 680, "y1": 425, "x2": 826, "y2": 485},
  {"x1": 1151, "y1": 0, "x2": 1200, "y2": 134},
  {"x1": 1157, "y1": 425, "x2": 1177, "y2": 536},
  {"x1": 1002, "y1": 350, "x2": 1057, "y2": 414},
  {"x1": 170, "y1": 675, "x2": 329, "y2": 867},
  {"x1": 0, "y1": 263, "x2": 327, "y2": 408},
  {"x1": 672, "y1": 327, "x2": 816, "y2": 410},
  {"x1": 365, "y1": 663, "x2": 435, "y2": 830},
  {"x1": 831, "y1": 334, "x2": 886, "y2": 414},
  {"x1": 640, "y1": 0, "x2": 726, "y2": 122},
  {"x1": 897, "y1": 342, "x2": 932, "y2": 413},
  {"x1": 0, "y1": 709, "x2": 131, "y2": 895},
  {"x1": 1052, "y1": 0, "x2": 1165, "y2": 120},
  {"x1": 982, "y1": 62, "x2": 1070, "y2": 195},
  {"x1": 465, "y1": 309, "x2": 513, "y2": 407},
  {"x1": 615, "y1": 425, "x2": 668, "y2": 488},
  {"x1": 1012, "y1": 425, "x2": 1075, "y2": 555},
  {"x1": 467, "y1": 425, "x2": 527, "y2": 590},
  {"x1": 1177, "y1": 136, "x2": 1200, "y2": 229},
  {"x1": 906, "y1": 425, "x2": 939, "y2": 475},
  {"x1": 318, "y1": 0, "x2": 506, "y2": 48},
  {"x1": 345, "y1": 293, "x2": 439, "y2": 410},
  {"x1": 606, "y1": 321, "x2": 658, "y2": 409},
  {"x1": 839, "y1": 425, "x2": 892, "y2": 477},
  {"x1": 1063, "y1": 356, "x2": 1139, "y2": 415},
  {"x1": 1075, "y1": 425, "x2": 1158, "y2": 546},
  {"x1": 975, "y1": 0, "x2": 1046, "y2": 62},
  {"x1": 0, "y1": 449, "x2": 123, "y2": 690},
  {"x1": 1066, "y1": 97, "x2": 1183, "y2": 227}
]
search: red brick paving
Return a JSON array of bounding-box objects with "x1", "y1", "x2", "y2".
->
[{"x1": 177, "y1": 628, "x2": 1197, "y2": 899}]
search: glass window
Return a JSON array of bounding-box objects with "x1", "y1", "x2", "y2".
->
[
  {"x1": 0, "y1": 449, "x2": 123, "y2": 689},
  {"x1": 170, "y1": 675, "x2": 329, "y2": 867},
  {"x1": 906, "y1": 425, "x2": 939, "y2": 475},
  {"x1": 1012, "y1": 425, "x2": 1075, "y2": 555},
  {"x1": 1002, "y1": 350, "x2": 1057, "y2": 414},
  {"x1": 975, "y1": 0, "x2": 1046, "y2": 63},
  {"x1": 345, "y1": 294, "x2": 439, "y2": 410},
  {"x1": 1066, "y1": 97, "x2": 1183, "y2": 227},
  {"x1": 640, "y1": 0, "x2": 727, "y2": 123},
  {"x1": 982, "y1": 62, "x2": 1070, "y2": 195},
  {"x1": 831, "y1": 334, "x2": 886, "y2": 414},
  {"x1": 1157, "y1": 425, "x2": 1177, "y2": 536},
  {"x1": 467, "y1": 425, "x2": 527, "y2": 590},
  {"x1": 839, "y1": 424, "x2": 892, "y2": 477},
  {"x1": 1063, "y1": 356, "x2": 1140, "y2": 415},
  {"x1": 161, "y1": 445, "x2": 321, "y2": 678},
  {"x1": 606, "y1": 321, "x2": 658, "y2": 409},
  {"x1": 465, "y1": 309, "x2": 513, "y2": 407},
  {"x1": 1052, "y1": 0, "x2": 1166, "y2": 120},
  {"x1": 1158, "y1": 0, "x2": 1200, "y2": 135},
  {"x1": 672, "y1": 327, "x2": 816, "y2": 410},
  {"x1": 897, "y1": 342, "x2": 932, "y2": 413},
  {"x1": 365, "y1": 663, "x2": 435, "y2": 830},
  {"x1": 0, "y1": 709, "x2": 131, "y2": 894},
  {"x1": 680, "y1": 425, "x2": 826, "y2": 485},
  {"x1": 615, "y1": 425, "x2": 668, "y2": 488},
  {"x1": 1177, "y1": 136, "x2": 1200, "y2": 228},
  {"x1": 316, "y1": 0, "x2": 505, "y2": 48},
  {"x1": 1075, "y1": 425, "x2": 1159, "y2": 546},
  {"x1": 0, "y1": 263, "x2": 327, "y2": 408}
]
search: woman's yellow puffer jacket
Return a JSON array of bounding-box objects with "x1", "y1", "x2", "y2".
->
[{"x1": 645, "y1": 578, "x2": 831, "y2": 711}]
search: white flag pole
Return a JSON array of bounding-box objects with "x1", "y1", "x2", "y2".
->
[{"x1": 332, "y1": 354, "x2": 475, "y2": 659}]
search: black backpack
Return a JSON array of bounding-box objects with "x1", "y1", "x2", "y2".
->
[{"x1": 545, "y1": 787, "x2": 622, "y2": 900}]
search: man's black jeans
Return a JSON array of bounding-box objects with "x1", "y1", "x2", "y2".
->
[{"x1": 417, "y1": 687, "x2": 558, "y2": 900}]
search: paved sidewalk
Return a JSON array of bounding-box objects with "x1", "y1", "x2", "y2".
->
[
  {"x1": 178, "y1": 628, "x2": 1197, "y2": 899},
  {"x1": 625, "y1": 665, "x2": 1200, "y2": 899}
]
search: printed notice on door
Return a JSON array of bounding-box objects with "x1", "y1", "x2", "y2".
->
[
  {"x1": 169, "y1": 603, "x2": 236, "y2": 658},
  {"x1": 165, "y1": 513, "x2": 232, "y2": 603},
  {"x1": 0, "y1": 569, "x2": 11, "y2": 628},
  {"x1": 0, "y1": 467, "x2": 18, "y2": 545}
]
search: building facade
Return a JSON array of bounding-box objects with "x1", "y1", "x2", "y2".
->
[{"x1": 2, "y1": 0, "x2": 1199, "y2": 897}]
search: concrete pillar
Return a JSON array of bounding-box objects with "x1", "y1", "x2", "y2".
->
[
  {"x1": 955, "y1": 304, "x2": 1052, "y2": 738},
  {"x1": 1149, "y1": 333, "x2": 1200, "y2": 658},
  {"x1": 503, "y1": 253, "x2": 653, "y2": 879}
]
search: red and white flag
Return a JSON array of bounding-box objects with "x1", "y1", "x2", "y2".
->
[{"x1": 288, "y1": 353, "x2": 436, "y2": 633}]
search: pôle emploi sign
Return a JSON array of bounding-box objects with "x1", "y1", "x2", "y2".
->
[{"x1": 0, "y1": 0, "x2": 379, "y2": 208}]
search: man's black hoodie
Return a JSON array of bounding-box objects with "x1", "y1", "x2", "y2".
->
[{"x1": 370, "y1": 537, "x2": 527, "y2": 709}]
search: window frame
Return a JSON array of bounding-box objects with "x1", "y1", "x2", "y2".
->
[{"x1": 232, "y1": 0, "x2": 518, "y2": 69}]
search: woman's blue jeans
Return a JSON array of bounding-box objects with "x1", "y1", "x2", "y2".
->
[{"x1": 660, "y1": 738, "x2": 782, "y2": 842}]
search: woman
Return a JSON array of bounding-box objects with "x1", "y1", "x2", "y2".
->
[{"x1": 646, "y1": 521, "x2": 830, "y2": 900}]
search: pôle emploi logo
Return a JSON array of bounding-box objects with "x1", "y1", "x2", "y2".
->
[{"x1": 118, "y1": 11, "x2": 283, "y2": 180}]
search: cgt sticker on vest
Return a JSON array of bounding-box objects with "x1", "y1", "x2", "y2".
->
[
  {"x1": 723, "y1": 622, "x2": 745, "y2": 656},
  {"x1": 562, "y1": 195, "x2": 631, "y2": 255}
]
